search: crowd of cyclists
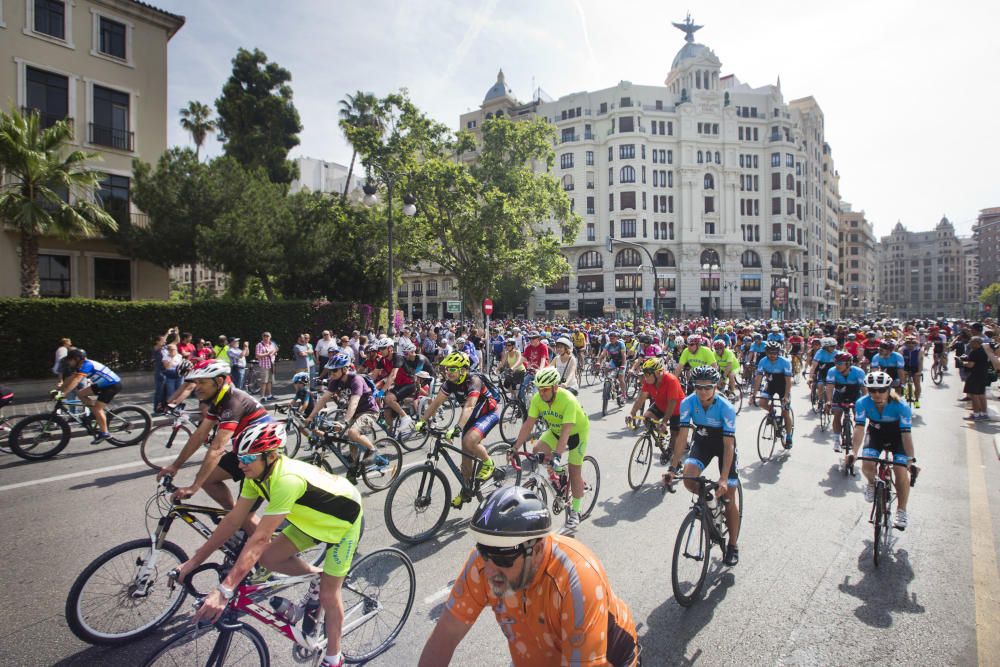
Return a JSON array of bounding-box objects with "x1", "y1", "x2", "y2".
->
[{"x1": 17, "y1": 313, "x2": 996, "y2": 666}]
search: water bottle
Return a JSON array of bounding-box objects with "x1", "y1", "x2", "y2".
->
[{"x1": 269, "y1": 596, "x2": 304, "y2": 625}]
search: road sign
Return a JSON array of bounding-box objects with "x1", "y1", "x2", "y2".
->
[
  {"x1": 658, "y1": 287, "x2": 667, "y2": 297},
  {"x1": 446, "y1": 301, "x2": 461, "y2": 313},
  {"x1": 482, "y1": 298, "x2": 493, "y2": 315}
]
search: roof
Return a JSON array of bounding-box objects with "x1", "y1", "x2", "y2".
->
[
  {"x1": 671, "y1": 41, "x2": 714, "y2": 69},
  {"x1": 128, "y1": 0, "x2": 184, "y2": 22},
  {"x1": 484, "y1": 69, "x2": 516, "y2": 104}
]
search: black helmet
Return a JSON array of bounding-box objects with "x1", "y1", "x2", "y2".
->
[
  {"x1": 66, "y1": 347, "x2": 87, "y2": 360},
  {"x1": 470, "y1": 486, "x2": 551, "y2": 548},
  {"x1": 690, "y1": 366, "x2": 721, "y2": 384},
  {"x1": 765, "y1": 340, "x2": 782, "y2": 352}
]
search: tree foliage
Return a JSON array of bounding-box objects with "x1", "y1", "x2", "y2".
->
[
  {"x1": 179, "y1": 101, "x2": 216, "y2": 159},
  {"x1": 979, "y1": 283, "x2": 1000, "y2": 309},
  {"x1": 338, "y1": 91, "x2": 382, "y2": 202},
  {"x1": 215, "y1": 48, "x2": 302, "y2": 185}
]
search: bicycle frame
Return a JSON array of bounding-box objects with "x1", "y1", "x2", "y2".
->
[{"x1": 420, "y1": 433, "x2": 486, "y2": 496}]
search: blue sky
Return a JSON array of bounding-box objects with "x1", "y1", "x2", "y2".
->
[{"x1": 156, "y1": 0, "x2": 999, "y2": 238}]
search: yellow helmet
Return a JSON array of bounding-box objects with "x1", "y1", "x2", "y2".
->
[
  {"x1": 440, "y1": 352, "x2": 471, "y2": 368},
  {"x1": 641, "y1": 357, "x2": 664, "y2": 373}
]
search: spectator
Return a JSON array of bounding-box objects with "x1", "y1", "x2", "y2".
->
[
  {"x1": 196, "y1": 339, "x2": 215, "y2": 361},
  {"x1": 349, "y1": 330, "x2": 361, "y2": 359},
  {"x1": 255, "y1": 332, "x2": 278, "y2": 401},
  {"x1": 53, "y1": 337, "x2": 72, "y2": 377},
  {"x1": 227, "y1": 337, "x2": 249, "y2": 389},
  {"x1": 304, "y1": 333, "x2": 317, "y2": 380},
  {"x1": 177, "y1": 332, "x2": 196, "y2": 359},
  {"x1": 293, "y1": 333, "x2": 315, "y2": 382},
  {"x1": 315, "y1": 330, "x2": 335, "y2": 370},
  {"x1": 962, "y1": 336, "x2": 991, "y2": 421},
  {"x1": 338, "y1": 335, "x2": 355, "y2": 362},
  {"x1": 213, "y1": 334, "x2": 229, "y2": 361},
  {"x1": 149, "y1": 335, "x2": 165, "y2": 413},
  {"x1": 161, "y1": 343, "x2": 184, "y2": 402}
]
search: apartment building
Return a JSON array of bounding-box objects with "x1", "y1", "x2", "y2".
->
[
  {"x1": 878, "y1": 217, "x2": 964, "y2": 318},
  {"x1": 973, "y1": 206, "x2": 1000, "y2": 291},
  {"x1": 838, "y1": 203, "x2": 878, "y2": 317}
]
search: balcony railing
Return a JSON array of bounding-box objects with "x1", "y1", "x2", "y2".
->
[
  {"x1": 563, "y1": 184, "x2": 575, "y2": 191},
  {"x1": 21, "y1": 107, "x2": 74, "y2": 131},
  {"x1": 89, "y1": 123, "x2": 134, "y2": 152},
  {"x1": 561, "y1": 135, "x2": 578, "y2": 143}
]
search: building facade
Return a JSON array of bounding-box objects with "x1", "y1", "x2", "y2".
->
[
  {"x1": 878, "y1": 217, "x2": 964, "y2": 318},
  {"x1": 962, "y1": 236, "x2": 980, "y2": 318},
  {"x1": 290, "y1": 156, "x2": 364, "y2": 199},
  {"x1": 0, "y1": 0, "x2": 184, "y2": 299},
  {"x1": 838, "y1": 202, "x2": 878, "y2": 317},
  {"x1": 426, "y1": 15, "x2": 843, "y2": 321},
  {"x1": 973, "y1": 206, "x2": 1000, "y2": 291}
]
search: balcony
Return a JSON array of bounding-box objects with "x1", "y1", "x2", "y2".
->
[
  {"x1": 561, "y1": 135, "x2": 579, "y2": 143},
  {"x1": 89, "y1": 123, "x2": 134, "y2": 152},
  {"x1": 21, "y1": 107, "x2": 74, "y2": 131},
  {"x1": 584, "y1": 131, "x2": 595, "y2": 140},
  {"x1": 426, "y1": 288, "x2": 438, "y2": 297},
  {"x1": 563, "y1": 184, "x2": 575, "y2": 191}
]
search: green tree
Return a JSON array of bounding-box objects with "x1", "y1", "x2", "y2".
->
[
  {"x1": 0, "y1": 108, "x2": 117, "y2": 297},
  {"x1": 215, "y1": 48, "x2": 302, "y2": 185},
  {"x1": 979, "y1": 283, "x2": 1000, "y2": 311},
  {"x1": 338, "y1": 91, "x2": 383, "y2": 202},
  {"x1": 179, "y1": 100, "x2": 216, "y2": 160}
]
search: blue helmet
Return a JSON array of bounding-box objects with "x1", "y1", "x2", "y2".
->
[
  {"x1": 292, "y1": 371, "x2": 310, "y2": 384},
  {"x1": 325, "y1": 352, "x2": 351, "y2": 370}
]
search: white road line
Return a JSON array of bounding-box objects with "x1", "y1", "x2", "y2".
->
[
  {"x1": 423, "y1": 584, "x2": 454, "y2": 606},
  {"x1": 0, "y1": 456, "x2": 171, "y2": 492}
]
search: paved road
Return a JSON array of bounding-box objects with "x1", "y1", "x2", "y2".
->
[{"x1": 1, "y1": 367, "x2": 998, "y2": 666}]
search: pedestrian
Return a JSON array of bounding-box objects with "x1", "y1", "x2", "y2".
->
[
  {"x1": 304, "y1": 333, "x2": 317, "y2": 381},
  {"x1": 53, "y1": 337, "x2": 72, "y2": 377},
  {"x1": 293, "y1": 333, "x2": 315, "y2": 384},
  {"x1": 315, "y1": 330, "x2": 335, "y2": 370},
  {"x1": 227, "y1": 337, "x2": 249, "y2": 389},
  {"x1": 161, "y1": 343, "x2": 183, "y2": 402},
  {"x1": 177, "y1": 332, "x2": 196, "y2": 359},
  {"x1": 255, "y1": 332, "x2": 278, "y2": 401}
]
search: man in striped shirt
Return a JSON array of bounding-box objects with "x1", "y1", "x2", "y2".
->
[{"x1": 255, "y1": 332, "x2": 278, "y2": 401}]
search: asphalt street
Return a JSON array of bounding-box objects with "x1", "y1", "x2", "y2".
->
[{"x1": 1, "y1": 365, "x2": 998, "y2": 667}]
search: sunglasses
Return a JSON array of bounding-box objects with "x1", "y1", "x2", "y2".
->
[
  {"x1": 238, "y1": 453, "x2": 262, "y2": 465},
  {"x1": 868, "y1": 387, "x2": 889, "y2": 394},
  {"x1": 476, "y1": 545, "x2": 524, "y2": 568},
  {"x1": 693, "y1": 384, "x2": 715, "y2": 391}
]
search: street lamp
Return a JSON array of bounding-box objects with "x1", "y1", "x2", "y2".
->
[
  {"x1": 723, "y1": 280, "x2": 739, "y2": 318},
  {"x1": 363, "y1": 169, "x2": 417, "y2": 336},
  {"x1": 702, "y1": 253, "x2": 720, "y2": 327},
  {"x1": 605, "y1": 236, "x2": 659, "y2": 325}
]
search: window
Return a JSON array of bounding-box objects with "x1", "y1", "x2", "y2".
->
[
  {"x1": 741, "y1": 250, "x2": 761, "y2": 267},
  {"x1": 25, "y1": 67, "x2": 69, "y2": 129},
  {"x1": 619, "y1": 144, "x2": 635, "y2": 159},
  {"x1": 586, "y1": 151, "x2": 594, "y2": 166},
  {"x1": 560, "y1": 153, "x2": 574, "y2": 169},
  {"x1": 700, "y1": 276, "x2": 720, "y2": 291},
  {"x1": 656, "y1": 277, "x2": 676, "y2": 292},
  {"x1": 608, "y1": 146, "x2": 613, "y2": 162},
  {"x1": 771, "y1": 173, "x2": 781, "y2": 190},
  {"x1": 786, "y1": 153, "x2": 794, "y2": 167},
  {"x1": 578, "y1": 251, "x2": 603, "y2": 269},
  {"x1": 619, "y1": 116, "x2": 635, "y2": 132},
  {"x1": 654, "y1": 249, "x2": 675, "y2": 267},
  {"x1": 91, "y1": 85, "x2": 132, "y2": 151},
  {"x1": 667, "y1": 150, "x2": 673, "y2": 164},
  {"x1": 772, "y1": 197, "x2": 781, "y2": 215},
  {"x1": 34, "y1": 0, "x2": 65, "y2": 39},
  {"x1": 93, "y1": 257, "x2": 131, "y2": 300},
  {"x1": 466, "y1": 120, "x2": 477, "y2": 129},
  {"x1": 620, "y1": 97, "x2": 632, "y2": 107},
  {"x1": 615, "y1": 248, "x2": 642, "y2": 267},
  {"x1": 99, "y1": 16, "x2": 127, "y2": 59},
  {"x1": 668, "y1": 195, "x2": 674, "y2": 213},
  {"x1": 608, "y1": 168, "x2": 613, "y2": 186},
  {"x1": 586, "y1": 196, "x2": 595, "y2": 215},
  {"x1": 546, "y1": 275, "x2": 570, "y2": 294},
  {"x1": 771, "y1": 252, "x2": 785, "y2": 268},
  {"x1": 577, "y1": 275, "x2": 603, "y2": 292},
  {"x1": 786, "y1": 174, "x2": 794, "y2": 190},
  {"x1": 562, "y1": 174, "x2": 574, "y2": 191},
  {"x1": 704, "y1": 173, "x2": 715, "y2": 189},
  {"x1": 599, "y1": 102, "x2": 608, "y2": 114},
  {"x1": 771, "y1": 152, "x2": 781, "y2": 167},
  {"x1": 705, "y1": 221, "x2": 716, "y2": 235},
  {"x1": 619, "y1": 166, "x2": 636, "y2": 183},
  {"x1": 586, "y1": 223, "x2": 595, "y2": 241},
  {"x1": 786, "y1": 198, "x2": 795, "y2": 215},
  {"x1": 609, "y1": 193, "x2": 614, "y2": 212},
  {"x1": 704, "y1": 196, "x2": 715, "y2": 214},
  {"x1": 615, "y1": 274, "x2": 642, "y2": 291},
  {"x1": 98, "y1": 174, "x2": 130, "y2": 225},
  {"x1": 741, "y1": 278, "x2": 761, "y2": 291},
  {"x1": 668, "y1": 171, "x2": 673, "y2": 187},
  {"x1": 620, "y1": 219, "x2": 636, "y2": 238},
  {"x1": 38, "y1": 254, "x2": 71, "y2": 297},
  {"x1": 620, "y1": 191, "x2": 636, "y2": 209},
  {"x1": 697, "y1": 151, "x2": 704, "y2": 164}
]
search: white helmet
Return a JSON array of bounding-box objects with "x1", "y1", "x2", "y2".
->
[
  {"x1": 184, "y1": 361, "x2": 231, "y2": 382},
  {"x1": 555, "y1": 336, "x2": 573, "y2": 348},
  {"x1": 398, "y1": 338, "x2": 416, "y2": 353},
  {"x1": 821, "y1": 337, "x2": 837, "y2": 347},
  {"x1": 375, "y1": 338, "x2": 394, "y2": 350},
  {"x1": 864, "y1": 370, "x2": 893, "y2": 389}
]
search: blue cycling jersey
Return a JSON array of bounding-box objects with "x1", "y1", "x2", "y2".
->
[
  {"x1": 826, "y1": 366, "x2": 866, "y2": 386},
  {"x1": 813, "y1": 349, "x2": 837, "y2": 365},
  {"x1": 871, "y1": 351, "x2": 905, "y2": 370},
  {"x1": 766, "y1": 332, "x2": 785, "y2": 343},
  {"x1": 854, "y1": 395, "x2": 912, "y2": 432},
  {"x1": 755, "y1": 355, "x2": 792, "y2": 376},
  {"x1": 678, "y1": 393, "x2": 736, "y2": 436},
  {"x1": 749, "y1": 342, "x2": 766, "y2": 355},
  {"x1": 77, "y1": 359, "x2": 121, "y2": 388},
  {"x1": 604, "y1": 341, "x2": 626, "y2": 366}
]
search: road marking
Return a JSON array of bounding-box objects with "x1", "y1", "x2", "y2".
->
[
  {"x1": 0, "y1": 456, "x2": 170, "y2": 492},
  {"x1": 966, "y1": 429, "x2": 1000, "y2": 663},
  {"x1": 423, "y1": 584, "x2": 454, "y2": 606}
]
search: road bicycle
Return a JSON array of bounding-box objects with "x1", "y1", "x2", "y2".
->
[
  {"x1": 624, "y1": 369, "x2": 642, "y2": 401},
  {"x1": 811, "y1": 383, "x2": 830, "y2": 431},
  {"x1": 377, "y1": 375, "x2": 457, "y2": 452},
  {"x1": 719, "y1": 381, "x2": 743, "y2": 415},
  {"x1": 856, "y1": 452, "x2": 917, "y2": 567},
  {"x1": 9, "y1": 391, "x2": 151, "y2": 460},
  {"x1": 901, "y1": 373, "x2": 920, "y2": 407},
  {"x1": 581, "y1": 359, "x2": 602, "y2": 388},
  {"x1": 503, "y1": 449, "x2": 600, "y2": 529},
  {"x1": 790, "y1": 354, "x2": 803, "y2": 383},
  {"x1": 625, "y1": 415, "x2": 672, "y2": 490},
  {"x1": 602, "y1": 365, "x2": 627, "y2": 416},
  {"x1": 243, "y1": 360, "x2": 262, "y2": 395},
  {"x1": 295, "y1": 410, "x2": 402, "y2": 492},
  {"x1": 65, "y1": 475, "x2": 329, "y2": 646},
  {"x1": 143, "y1": 546, "x2": 414, "y2": 666},
  {"x1": 756, "y1": 394, "x2": 793, "y2": 462},
  {"x1": 383, "y1": 425, "x2": 513, "y2": 543},
  {"x1": 930, "y1": 358, "x2": 944, "y2": 385},
  {"x1": 140, "y1": 403, "x2": 215, "y2": 470},
  {"x1": 666, "y1": 476, "x2": 743, "y2": 607}
]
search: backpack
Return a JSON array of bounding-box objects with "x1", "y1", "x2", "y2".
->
[{"x1": 473, "y1": 372, "x2": 502, "y2": 402}]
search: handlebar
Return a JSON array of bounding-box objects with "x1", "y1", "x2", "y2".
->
[
  {"x1": 167, "y1": 562, "x2": 225, "y2": 598},
  {"x1": 159, "y1": 474, "x2": 177, "y2": 494}
]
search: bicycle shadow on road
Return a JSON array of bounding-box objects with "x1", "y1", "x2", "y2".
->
[
  {"x1": 0, "y1": 442, "x2": 128, "y2": 471},
  {"x1": 592, "y1": 485, "x2": 666, "y2": 527},
  {"x1": 52, "y1": 613, "x2": 193, "y2": 667},
  {"x1": 838, "y1": 546, "x2": 924, "y2": 628},
  {"x1": 738, "y1": 456, "x2": 785, "y2": 490},
  {"x1": 817, "y1": 463, "x2": 856, "y2": 498},
  {"x1": 68, "y1": 466, "x2": 158, "y2": 490}
]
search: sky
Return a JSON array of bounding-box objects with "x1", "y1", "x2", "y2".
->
[{"x1": 155, "y1": 0, "x2": 1000, "y2": 239}]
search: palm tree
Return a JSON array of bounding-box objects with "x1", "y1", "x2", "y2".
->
[
  {"x1": 338, "y1": 91, "x2": 383, "y2": 202},
  {"x1": 179, "y1": 101, "x2": 216, "y2": 160},
  {"x1": 0, "y1": 108, "x2": 117, "y2": 297}
]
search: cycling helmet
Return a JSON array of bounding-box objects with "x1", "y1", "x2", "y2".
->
[
  {"x1": 638, "y1": 334, "x2": 652, "y2": 345},
  {"x1": 690, "y1": 366, "x2": 721, "y2": 384},
  {"x1": 398, "y1": 338, "x2": 416, "y2": 354},
  {"x1": 375, "y1": 338, "x2": 394, "y2": 350},
  {"x1": 623, "y1": 331, "x2": 635, "y2": 338},
  {"x1": 835, "y1": 352, "x2": 853, "y2": 363},
  {"x1": 185, "y1": 361, "x2": 231, "y2": 381},
  {"x1": 554, "y1": 337, "x2": 573, "y2": 349},
  {"x1": 533, "y1": 366, "x2": 562, "y2": 388},
  {"x1": 713, "y1": 339, "x2": 726, "y2": 349},
  {"x1": 821, "y1": 337, "x2": 837, "y2": 347},
  {"x1": 234, "y1": 421, "x2": 286, "y2": 456},
  {"x1": 325, "y1": 352, "x2": 352, "y2": 370},
  {"x1": 686, "y1": 335, "x2": 701, "y2": 345},
  {"x1": 66, "y1": 347, "x2": 87, "y2": 360},
  {"x1": 644, "y1": 344, "x2": 661, "y2": 357},
  {"x1": 440, "y1": 352, "x2": 471, "y2": 368},
  {"x1": 641, "y1": 357, "x2": 664, "y2": 373},
  {"x1": 752, "y1": 333, "x2": 763, "y2": 341},
  {"x1": 177, "y1": 360, "x2": 194, "y2": 377},
  {"x1": 864, "y1": 370, "x2": 893, "y2": 389},
  {"x1": 471, "y1": 486, "x2": 551, "y2": 548},
  {"x1": 608, "y1": 330, "x2": 620, "y2": 337},
  {"x1": 292, "y1": 371, "x2": 310, "y2": 384},
  {"x1": 364, "y1": 344, "x2": 377, "y2": 354},
  {"x1": 742, "y1": 336, "x2": 752, "y2": 343},
  {"x1": 504, "y1": 339, "x2": 516, "y2": 347},
  {"x1": 764, "y1": 341, "x2": 782, "y2": 352},
  {"x1": 879, "y1": 340, "x2": 896, "y2": 350},
  {"x1": 847, "y1": 333, "x2": 856, "y2": 340}
]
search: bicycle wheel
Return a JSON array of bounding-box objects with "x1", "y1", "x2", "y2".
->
[
  {"x1": 818, "y1": 402, "x2": 830, "y2": 431},
  {"x1": 602, "y1": 381, "x2": 610, "y2": 416},
  {"x1": 142, "y1": 622, "x2": 269, "y2": 666},
  {"x1": 245, "y1": 369, "x2": 261, "y2": 395},
  {"x1": 362, "y1": 437, "x2": 403, "y2": 492},
  {"x1": 931, "y1": 365, "x2": 943, "y2": 385},
  {"x1": 66, "y1": 538, "x2": 188, "y2": 646},
  {"x1": 627, "y1": 436, "x2": 653, "y2": 490},
  {"x1": 499, "y1": 401, "x2": 523, "y2": 445},
  {"x1": 579, "y1": 455, "x2": 601, "y2": 520},
  {"x1": 384, "y1": 465, "x2": 451, "y2": 544},
  {"x1": 731, "y1": 384, "x2": 743, "y2": 415},
  {"x1": 486, "y1": 442, "x2": 520, "y2": 491},
  {"x1": 756, "y1": 416, "x2": 776, "y2": 462},
  {"x1": 872, "y1": 485, "x2": 886, "y2": 568},
  {"x1": 625, "y1": 374, "x2": 639, "y2": 400},
  {"x1": 8, "y1": 413, "x2": 71, "y2": 460},
  {"x1": 436, "y1": 398, "x2": 458, "y2": 430},
  {"x1": 284, "y1": 417, "x2": 302, "y2": 458},
  {"x1": 340, "y1": 547, "x2": 416, "y2": 663},
  {"x1": 719, "y1": 481, "x2": 744, "y2": 542},
  {"x1": 107, "y1": 406, "x2": 152, "y2": 447},
  {"x1": 671, "y1": 510, "x2": 711, "y2": 607},
  {"x1": 140, "y1": 424, "x2": 194, "y2": 470}
]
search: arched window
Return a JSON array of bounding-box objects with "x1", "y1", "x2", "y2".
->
[
  {"x1": 578, "y1": 251, "x2": 603, "y2": 269},
  {"x1": 562, "y1": 174, "x2": 574, "y2": 190},
  {"x1": 697, "y1": 150, "x2": 704, "y2": 164},
  {"x1": 704, "y1": 173, "x2": 715, "y2": 190},
  {"x1": 786, "y1": 174, "x2": 794, "y2": 190},
  {"x1": 771, "y1": 252, "x2": 786, "y2": 268},
  {"x1": 741, "y1": 250, "x2": 761, "y2": 268},
  {"x1": 615, "y1": 248, "x2": 642, "y2": 267},
  {"x1": 700, "y1": 249, "x2": 720, "y2": 266},
  {"x1": 426, "y1": 279, "x2": 438, "y2": 296},
  {"x1": 654, "y1": 249, "x2": 675, "y2": 267},
  {"x1": 620, "y1": 166, "x2": 636, "y2": 183}
]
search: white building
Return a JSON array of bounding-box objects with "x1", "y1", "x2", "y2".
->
[
  {"x1": 290, "y1": 156, "x2": 364, "y2": 200},
  {"x1": 433, "y1": 15, "x2": 844, "y2": 321}
]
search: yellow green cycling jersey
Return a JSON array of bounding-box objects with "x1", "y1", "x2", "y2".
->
[
  {"x1": 678, "y1": 346, "x2": 718, "y2": 369},
  {"x1": 240, "y1": 456, "x2": 362, "y2": 544},
  {"x1": 714, "y1": 348, "x2": 741, "y2": 373},
  {"x1": 528, "y1": 387, "x2": 590, "y2": 441}
]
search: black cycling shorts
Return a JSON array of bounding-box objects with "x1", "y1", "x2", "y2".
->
[
  {"x1": 94, "y1": 383, "x2": 121, "y2": 404},
  {"x1": 218, "y1": 450, "x2": 246, "y2": 482},
  {"x1": 389, "y1": 383, "x2": 417, "y2": 403},
  {"x1": 647, "y1": 405, "x2": 680, "y2": 429},
  {"x1": 685, "y1": 430, "x2": 739, "y2": 481}
]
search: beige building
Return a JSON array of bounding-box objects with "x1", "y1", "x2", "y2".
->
[
  {"x1": 0, "y1": 0, "x2": 184, "y2": 299},
  {"x1": 973, "y1": 207, "x2": 1000, "y2": 291},
  {"x1": 878, "y1": 217, "x2": 964, "y2": 318},
  {"x1": 961, "y1": 236, "x2": 979, "y2": 318},
  {"x1": 169, "y1": 263, "x2": 227, "y2": 296},
  {"x1": 837, "y1": 202, "x2": 877, "y2": 317}
]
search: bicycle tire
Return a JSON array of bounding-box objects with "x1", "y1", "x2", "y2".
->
[
  {"x1": 340, "y1": 548, "x2": 416, "y2": 663},
  {"x1": 106, "y1": 405, "x2": 152, "y2": 447},
  {"x1": 818, "y1": 400, "x2": 830, "y2": 431},
  {"x1": 142, "y1": 621, "x2": 269, "y2": 666},
  {"x1": 931, "y1": 365, "x2": 943, "y2": 385},
  {"x1": 284, "y1": 416, "x2": 302, "y2": 458},
  {"x1": 486, "y1": 442, "x2": 520, "y2": 490},
  {"x1": 66, "y1": 538, "x2": 188, "y2": 646},
  {"x1": 756, "y1": 415, "x2": 776, "y2": 462},
  {"x1": 140, "y1": 423, "x2": 194, "y2": 470},
  {"x1": 384, "y1": 465, "x2": 451, "y2": 544},
  {"x1": 436, "y1": 398, "x2": 458, "y2": 430},
  {"x1": 8, "y1": 413, "x2": 70, "y2": 460},
  {"x1": 625, "y1": 374, "x2": 638, "y2": 401},
  {"x1": 873, "y1": 485, "x2": 885, "y2": 567},
  {"x1": 499, "y1": 401, "x2": 523, "y2": 445},
  {"x1": 245, "y1": 368, "x2": 262, "y2": 396},
  {"x1": 627, "y1": 435, "x2": 653, "y2": 490},
  {"x1": 671, "y1": 510, "x2": 711, "y2": 607},
  {"x1": 580, "y1": 455, "x2": 601, "y2": 519},
  {"x1": 361, "y1": 437, "x2": 403, "y2": 492},
  {"x1": 718, "y1": 481, "x2": 744, "y2": 543},
  {"x1": 602, "y1": 381, "x2": 610, "y2": 416}
]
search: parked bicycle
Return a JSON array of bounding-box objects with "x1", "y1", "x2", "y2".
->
[
  {"x1": 243, "y1": 360, "x2": 262, "y2": 395},
  {"x1": 9, "y1": 391, "x2": 150, "y2": 460}
]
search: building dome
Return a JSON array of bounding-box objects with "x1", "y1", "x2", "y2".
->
[
  {"x1": 671, "y1": 41, "x2": 712, "y2": 69},
  {"x1": 484, "y1": 69, "x2": 515, "y2": 103}
]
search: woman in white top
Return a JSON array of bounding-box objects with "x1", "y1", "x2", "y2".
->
[
  {"x1": 553, "y1": 337, "x2": 579, "y2": 391},
  {"x1": 161, "y1": 343, "x2": 184, "y2": 400}
]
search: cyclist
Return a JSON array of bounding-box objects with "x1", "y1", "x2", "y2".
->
[
  {"x1": 712, "y1": 339, "x2": 741, "y2": 395},
  {"x1": 871, "y1": 340, "x2": 905, "y2": 389},
  {"x1": 809, "y1": 337, "x2": 839, "y2": 400},
  {"x1": 57, "y1": 347, "x2": 121, "y2": 444},
  {"x1": 930, "y1": 328, "x2": 949, "y2": 374},
  {"x1": 597, "y1": 330, "x2": 629, "y2": 399},
  {"x1": 572, "y1": 327, "x2": 589, "y2": 366},
  {"x1": 498, "y1": 338, "x2": 527, "y2": 402},
  {"x1": 176, "y1": 422, "x2": 363, "y2": 667},
  {"x1": 677, "y1": 335, "x2": 718, "y2": 390},
  {"x1": 747, "y1": 333, "x2": 767, "y2": 367},
  {"x1": 847, "y1": 371, "x2": 915, "y2": 530},
  {"x1": 509, "y1": 367, "x2": 591, "y2": 532},
  {"x1": 663, "y1": 366, "x2": 741, "y2": 566},
  {"x1": 899, "y1": 335, "x2": 923, "y2": 407},
  {"x1": 787, "y1": 329, "x2": 805, "y2": 378},
  {"x1": 382, "y1": 338, "x2": 431, "y2": 436},
  {"x1": 628, "y1": 356, "x2": 684, "y2": 464},
  {"x1": 522, "y1": 331, "x2": 550, "y2": 371},
  {"x1": 416, "y1": 352, "x2": 500, "y2": 509},
  {"x1": 753, "y1": 341, "x2": 794, "y2": 448},
  {"x1": 289, "y1": 371, "x2": 314, "y2": 419},
  {"x1": 305, "y1": 354, "x2": 379, "y2": 467},
  {"x1": 861, "y1": 330, "x2": 881, "y2": 370},
  {"x1": 419, "y1": 486, "x2": 640, "y2": 667},
  {"x1": 825, "y1": 352, "x2": 867, "y2": 452},
  {"x1": 551, "y1": 337, "x2": 579, "y2": 392}
]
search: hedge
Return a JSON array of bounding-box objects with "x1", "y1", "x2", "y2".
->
[{"x1": 0, "y1": 298, "x2": 387, "y2": 380}]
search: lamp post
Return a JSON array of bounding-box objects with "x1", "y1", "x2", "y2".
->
[
  {"x1": 702, "y1": 251, "x2": 720, "y2": 327},
  {"x1": 363, "y1": 168, "x2": 417, "y2": 336},
  {"x1": 723, "y1": 280, "x2": 739, "y2": 319},
  {"x1": 605, "y1": 236, "x2": 659, "y2": 325}
]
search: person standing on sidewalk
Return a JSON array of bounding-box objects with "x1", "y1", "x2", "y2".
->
[
  {"x1": 53, "y1": 338, "x2": 72, "y2": 377},
  {"x1": 962, "y1": 336, "x2": 992, "y2": 421},
  {"x1": 255, "y1": 332, "x2": 278, "y2": 401},
  {"x1": 227, "y1": 337, "x2": 249, "y2": 389},
  {"x1": 315, "y1": 331, "x2": 335, "y2": 370},
  {"x1": 162, "y1": 343, "x2": 184, "y2": 401},
  {"x1": 293, "y1": 334, "x2": 314, "y2": 386},
  {"x1": 150, "y1": 335, "x2": 166, "y2": 414}
]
